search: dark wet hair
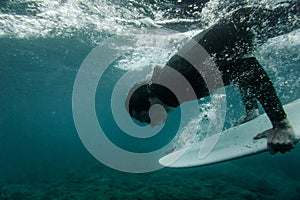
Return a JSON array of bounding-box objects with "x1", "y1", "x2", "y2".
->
[
  {"x1": 125, "y1": 82, "x2": 179, "y2": 118},
  {"x1": 125, "y1": 82, "x2": 153, "y2": 117}
]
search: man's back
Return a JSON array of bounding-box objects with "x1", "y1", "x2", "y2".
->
[{"x1": 194, "y1": 3, "x2": 300, "y2": 61}]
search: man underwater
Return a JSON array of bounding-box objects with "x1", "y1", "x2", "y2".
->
[{"x1": 126, "y1": 2, "x2": 299, "y2": 154}]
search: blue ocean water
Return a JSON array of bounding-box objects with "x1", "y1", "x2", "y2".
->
[{"x1": 0, "y1": 0, "x2": 300, "y2": 199}]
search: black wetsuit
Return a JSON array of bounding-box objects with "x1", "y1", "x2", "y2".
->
[{"x1": 152, "y1": 4, "x2": 300, "y2": 124}]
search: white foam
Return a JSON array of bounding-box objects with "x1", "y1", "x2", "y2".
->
[{"x1": 0, "y1": 0, "x2": 149, "y2": 40}]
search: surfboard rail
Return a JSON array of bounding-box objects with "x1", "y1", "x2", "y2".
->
[{"x1": 159, "y1": 99, "x2": 300, "y2": 168}]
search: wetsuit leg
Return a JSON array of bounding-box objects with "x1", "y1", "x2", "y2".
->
[
  {"x1": 219, "y1": 59, "x2": 258, "y2": 119},
  {"x1": 232, "y1": 57, "x2": 287, "y2": 125},
  {"x1": 238, "y1": 83, "x2": 259, "y2": 112}
]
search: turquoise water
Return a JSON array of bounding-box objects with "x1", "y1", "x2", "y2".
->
[{"x1": 0, "y1": 0, "x2": 300, "y2": 199}]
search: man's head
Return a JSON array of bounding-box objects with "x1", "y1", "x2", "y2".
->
[
  {"x1": 125, "y1": 82, "x2": 173, "y2": 126},
  {"x1": 125, "y1": 82, "x2": 153, "y2": 124}
]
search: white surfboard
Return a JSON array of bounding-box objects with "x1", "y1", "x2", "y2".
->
[{"x1": 159, "y1": 99, "x2": 300, "y2": 168}]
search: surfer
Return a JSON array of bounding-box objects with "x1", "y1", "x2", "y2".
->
[{"x1": 125, "y1": 2, "x2": 299, "y2": 154}]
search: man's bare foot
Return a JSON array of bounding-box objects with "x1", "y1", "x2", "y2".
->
[
  {"x1": 254, "y1": 118, "x2": 299, "y2": 154},
  {"x1": 234, "y1": 109, "x2": 259, "y2": 126}
]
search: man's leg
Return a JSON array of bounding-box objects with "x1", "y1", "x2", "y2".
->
[
  {"x1": 234, "y1": 84, "x2": 260, "y2": 125},
  {"x1": 234, "y1": 57, "x2": 286, "y2": 124},
  {"x1": 239, "y1": 86, "x2": 258, "y2": 113},
  {"x1": 219, "y1": 58, "x2": 260, "y2": 125}
]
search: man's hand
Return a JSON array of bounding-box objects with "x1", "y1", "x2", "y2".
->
[{"x1": 254, "y1": 119, "x2": 299, "y2": 155}]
